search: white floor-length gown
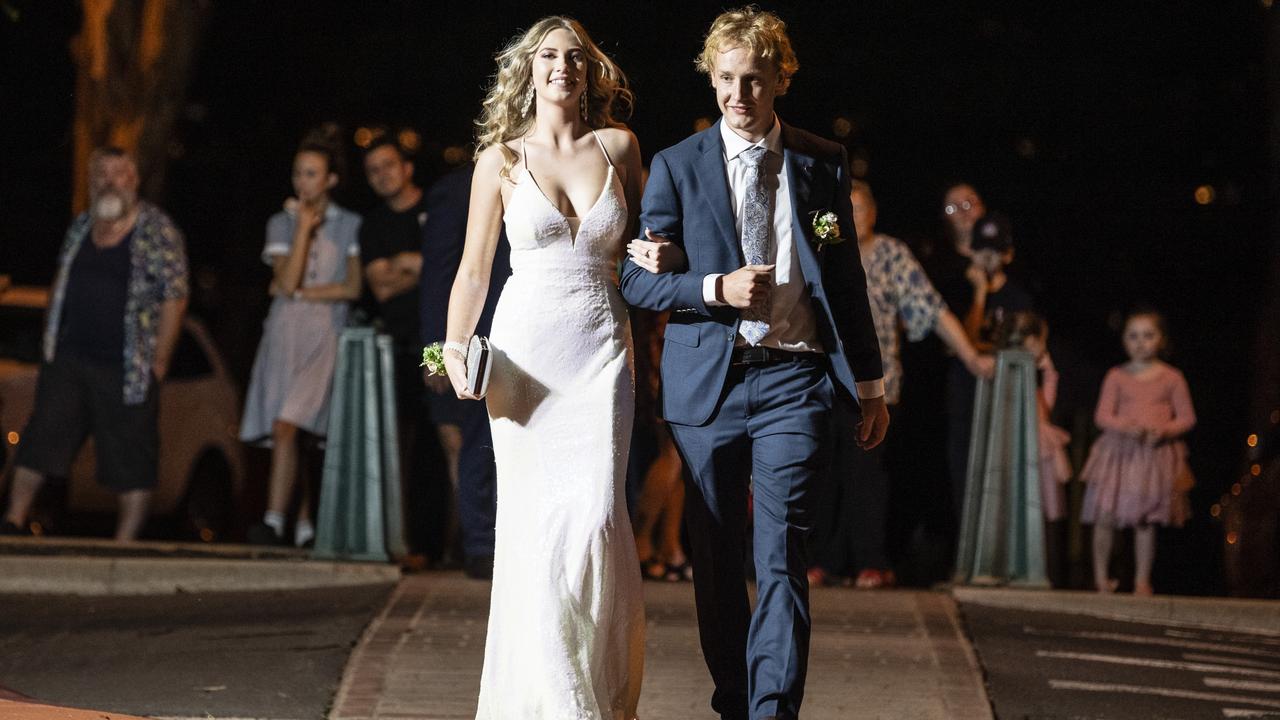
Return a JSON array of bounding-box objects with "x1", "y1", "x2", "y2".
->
[{"x1": 475, "y1": 131, "x2": 644, "y2": 720}]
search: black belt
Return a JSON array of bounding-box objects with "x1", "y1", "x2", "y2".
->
[{"x1": 730, "y1": 346, "x2": 811, "y2": 366}]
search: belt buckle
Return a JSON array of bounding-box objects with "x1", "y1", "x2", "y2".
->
[{"x1": 735, "y1": 346, "x2": 769, "y2": 365}]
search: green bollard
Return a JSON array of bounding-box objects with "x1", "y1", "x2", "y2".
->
[
  {"x1": 954, "y1": 349, "x2": 1049, "y2": 587},
  {"x1": 313, "y1": 327, "x2": 406, "y2": 562}
]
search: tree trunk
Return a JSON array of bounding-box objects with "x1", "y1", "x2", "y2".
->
[{"x1": 71, "y1": 0, "x2": 208, "y2": 212}]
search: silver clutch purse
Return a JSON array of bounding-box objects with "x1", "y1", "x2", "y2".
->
[{"x1": 466, "y1": 335, "x2": 492, "y2": 398}]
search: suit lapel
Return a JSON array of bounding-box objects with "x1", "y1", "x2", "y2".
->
[
  {"x1": 783, "y1": 128, "x2": 822, "y2": 285},
  {"x1": 697, "y1": 123, "x2": 745, "y2": 261}
]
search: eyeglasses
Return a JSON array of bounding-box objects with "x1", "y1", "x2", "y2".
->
[{"x1": 944, "y1": 199, "x2": 979, "y2": 215}]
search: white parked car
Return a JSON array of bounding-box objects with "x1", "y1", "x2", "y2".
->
[{"x1": 0, "y1": 285, "x2": 246, "y2": 540}]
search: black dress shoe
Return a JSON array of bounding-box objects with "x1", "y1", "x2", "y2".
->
[{"x1": 464, "y1": 554, "x2": 494, "y2": 580}]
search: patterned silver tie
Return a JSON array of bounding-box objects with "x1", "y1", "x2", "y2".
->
[{"x1": 739, "y1": 145, "x2": 772, "y2": 346}]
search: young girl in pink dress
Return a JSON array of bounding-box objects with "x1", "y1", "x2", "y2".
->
[{"x1": 1081, "y1": 309, "x2": 1196, "y2": 595}]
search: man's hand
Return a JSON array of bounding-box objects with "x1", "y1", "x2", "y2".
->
[
  {"x1": 718, "y1": 264, "x2": 774, "y2": 309},
  {"x1": 856, "y1": 395, "x2": 890, "y2": 450}
]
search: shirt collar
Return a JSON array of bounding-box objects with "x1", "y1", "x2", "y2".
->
[{"x1": 720, "y1": 116, "x2": 783, "y2": 161}]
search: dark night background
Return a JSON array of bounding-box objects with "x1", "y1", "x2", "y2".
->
[{"x1": 1, "y1": 1, "x2": 1274, "y2": 593}]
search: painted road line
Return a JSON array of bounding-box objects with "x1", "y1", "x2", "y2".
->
[
  {"x1": 1205, "y1": 678, "x2": 1280, "y2": 693},
  {"x1": 1023, "y1": 626, "x2": 1280, "y2": 659},
  {"x1": 1167, "y1": 629, "x2": 1280, "y2": 648},
  {"x1": 1036, "y1": 650, "x2": 1280, "y2": 678},
  {"x1": 1187, "y1": 654, "x2": 1280, "y2": 671},
  {"x1": 1048, "y1": 679, "x2": 1280, "y2": 709}
]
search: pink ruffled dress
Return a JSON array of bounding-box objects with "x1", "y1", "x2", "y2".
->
[{"x1": 1080, "y1": 363, "x2": 1196, "y2": 528}]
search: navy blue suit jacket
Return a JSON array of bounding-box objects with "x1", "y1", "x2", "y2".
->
[
  {"x1": 419, "y1": 163, "x2": 511, "y2": 345},
  {"x1": 619, "y1": 120, "x2": 883, "y2": 426}
]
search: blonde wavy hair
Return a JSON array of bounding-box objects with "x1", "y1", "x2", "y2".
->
[
  {"x1": 695, "y1": 6, "x2": 799, "y2": 95},
  {"x1": 475, "y1": 16, "x2": 634, "y2": 179}
]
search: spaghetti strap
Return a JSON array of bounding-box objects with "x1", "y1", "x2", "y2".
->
[{"x1": 590, "y1": 129, "x2": 615, "y2": 169}]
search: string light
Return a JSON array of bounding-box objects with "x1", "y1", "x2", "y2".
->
[
  {"x1": 1251, "y1": 464, "x2": 1262, "y2": 477},
  {"x1": 1194, "y1": 185, "x2": 1215, "y2": 205},
  {"x1": 1247, "y1": 434, "x2": 1258, "y2": 447}
]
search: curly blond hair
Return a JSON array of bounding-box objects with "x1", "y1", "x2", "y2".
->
[
  {"x1": 695, "y1": 6, "x2": 799, "y2": 94},
  {"x1": 475, "y1": 16, "x2": 633, "y2": 179}
]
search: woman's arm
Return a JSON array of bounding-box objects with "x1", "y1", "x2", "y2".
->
[
  {"x1": 297, "y1": 255, "x2": 362, "y2": 301},
  {"x1": 272, "y1": 203, "x2": 322, "y2": 295},
  {"x1": 615, "y1": 127, "x2": 643, "y2": 243},
  {"x1": 935, "y1": 309, "x2": 994, "y2": 378},
  {"x1": 442, "y1": 146, "x2": 506, "y2": 399}
]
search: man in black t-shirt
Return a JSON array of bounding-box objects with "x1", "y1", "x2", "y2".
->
[{"x1": 360, "y1": 135, "x2": 430, "y2": 555}]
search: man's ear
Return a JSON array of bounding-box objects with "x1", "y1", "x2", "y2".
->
[
  {"x1": 775, "y1": 70, "x2": 790, "y2": 97},
  {"x1": 405, "y1": 161, "x2": 415, "y2": 177},
  {"x1": 326, "y1": 173, "x2": 339, "y2": 190},
  {"x1": 1003, "y1": 248, "x2": 1016, "y2": 265}
]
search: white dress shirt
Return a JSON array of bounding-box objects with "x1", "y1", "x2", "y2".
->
[{"x1": 703, "y1": 118, "x2": 885, "y2": 400}]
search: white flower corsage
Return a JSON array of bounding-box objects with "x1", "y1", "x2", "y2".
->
[{"x1": 810, "y1": 210, "x2": 846, "y2": 250}]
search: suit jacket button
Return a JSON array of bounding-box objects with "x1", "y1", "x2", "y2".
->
[{"x1": 727, "y1": 332, "x2": 734, "y2": 341}]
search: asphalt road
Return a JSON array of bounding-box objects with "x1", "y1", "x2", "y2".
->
[
  {"x1": 961, "y1": 603, "x2": 1280, "y2": 719},
  {"x1": 0, "y1": 583, "x2": 394, "y2": 719}
]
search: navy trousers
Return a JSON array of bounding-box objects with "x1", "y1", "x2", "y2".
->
[{"x1": 669, "y1": 357, "x2": 834, "y2": 720}]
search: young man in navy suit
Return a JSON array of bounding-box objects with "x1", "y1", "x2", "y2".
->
[{"x1": 620, "y1": 8, "x2": 888, "y2": 720}]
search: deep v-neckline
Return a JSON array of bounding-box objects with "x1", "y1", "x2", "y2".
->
[
  {"x1": 520, "y1": 166, "x2": 615, "y2": 245},
  {"x1": 516, "y1": 130, "x2": 618, "y2": 246}
]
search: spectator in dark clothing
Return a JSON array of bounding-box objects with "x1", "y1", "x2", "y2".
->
[
  {"x1": 360, "y1": 135, "x2": 430, "y2": 557},
  {"x1": 419, "y1": 163, "x2": 510, "y2": 579},
  {"x1": 2, "y1": 147, "x2": 188, "y2": 541},
  {"x1": 947, "y1": 210, "x2": 1035, "y2": 522}
]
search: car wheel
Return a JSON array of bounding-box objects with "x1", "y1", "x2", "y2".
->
[{"x1": 183, "y1": 451, "x2": 234, "y2": 542}]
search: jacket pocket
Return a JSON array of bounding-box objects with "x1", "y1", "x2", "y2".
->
[{"x1": 663, "y1": 322, "x2": 701, "y2": 347}]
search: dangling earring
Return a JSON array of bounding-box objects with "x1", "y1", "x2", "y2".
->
[
  {"x1": 522, "y1": 83, "x2": 535, "y2": 117},
  {"x1": 579, "y1": 88, "x2": 589, "y2": 122}
]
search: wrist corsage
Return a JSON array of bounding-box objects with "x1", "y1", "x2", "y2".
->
[{"x1": 421, "y1": 343, "x2": 447, "y2": 376}]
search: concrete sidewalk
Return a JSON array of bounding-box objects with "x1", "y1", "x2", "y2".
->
[
  {"x1": 953, "y1": 586, "x2": 1280, "y2": 636},
  {"x1": 0, "y1": 537, "x2": 400, "y2": 595},
  {"x1": 330, "y1": 574, "x2": 993, "y2": 720}
]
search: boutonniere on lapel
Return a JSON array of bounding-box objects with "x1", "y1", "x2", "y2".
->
[{"x1": 809, "y1": 210, "x2": 846, "y2": 252}]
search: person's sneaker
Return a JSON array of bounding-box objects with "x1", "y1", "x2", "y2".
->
[
  {"x1": 0, "y1": 519, "x2": 30, "y2": 536},
  {"x1": 246, "y1": 522, "x2": 285, "y2": 546},
  {"x1": 464, "y1": 554, "x2": 494, "y2": 580}
]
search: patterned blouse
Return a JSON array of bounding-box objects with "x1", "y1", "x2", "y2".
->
[
  {"x1": 863, "y1": 234, "x2": 946, "y2": 404},
  {"x1": 42, "y1": 201, "x2": 189, "y2": 405}
]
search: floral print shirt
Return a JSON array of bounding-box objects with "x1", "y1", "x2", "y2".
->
[
  {"x1": 862, "y1": 234, "x2": 945, "y2": 404},
  {"x1": 43, "y1": 201, "x2": 189, "y2": 405}
]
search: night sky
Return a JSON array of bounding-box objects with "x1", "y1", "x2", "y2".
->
[{"x1": 0, "y1": 1, "x2": 1273, "y2": 591}]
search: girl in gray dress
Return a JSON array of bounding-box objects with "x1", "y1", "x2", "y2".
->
[{"x1": 241, "y1": 128, "x2": 362, "y2": 546}]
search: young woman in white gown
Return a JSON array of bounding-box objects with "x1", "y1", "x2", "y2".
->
[{"x1": 442, "y1": 16, "x2": 680, "y2": 720}]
